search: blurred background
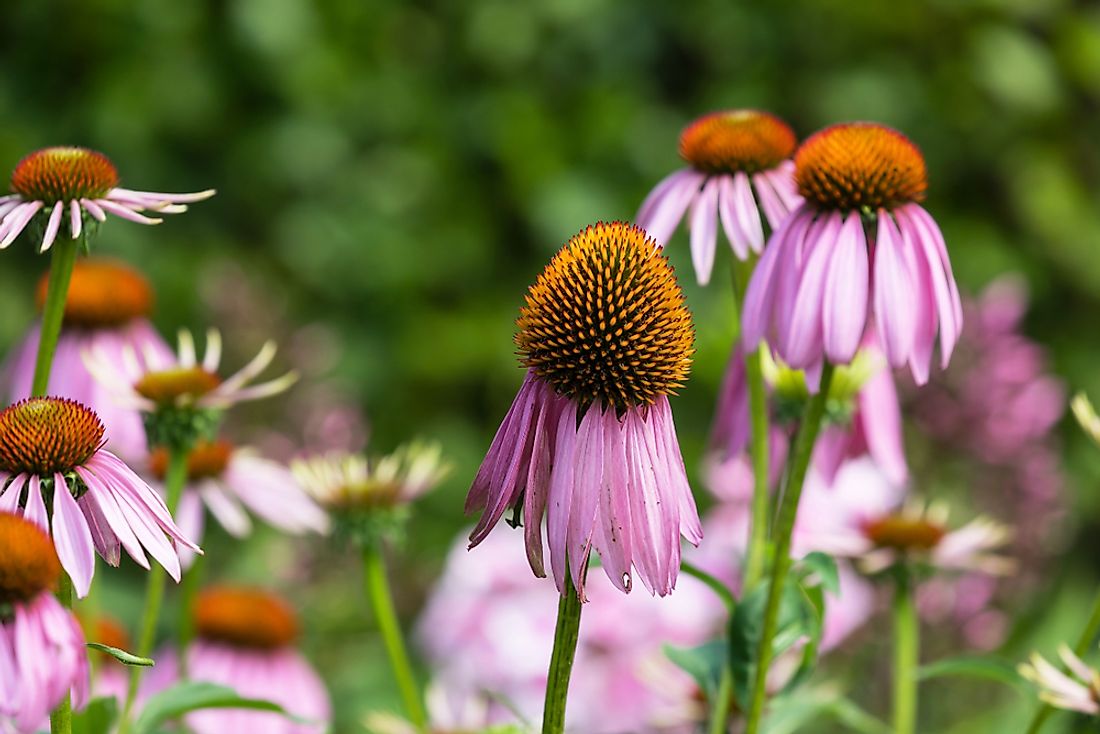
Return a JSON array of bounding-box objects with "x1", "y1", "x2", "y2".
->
[{"x1": 0, "y1": 0, "x2": 1098, "y2": 731}]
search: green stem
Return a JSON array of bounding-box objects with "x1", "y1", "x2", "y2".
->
[
  {"x1": 744, "y1": 364, "x2": 834, "y2": 734},
  {"x1": 363, "y1": 544, "x2": 426, "y2": 730},
  {"x1": 542, "y1": 573, "x2": 583, "y2": 734},
  {"x1": 118, "y1": 448, "x2": 188, "y2": 734},
  {"x1": 1023, "y1": 586, "x2": 1100, "y2": 733},
  {"x1": 741, "y1": 347, "x2": 771, "y2": 592},
  {"x1": 32, "y1": 238, "x2": 80, "y2": 397},
  {"x1": 48, "y1": 575, "x2": 75, "y2": 734},
  {"x1": 893, "y1": 568, "x2": 918, "y2": 734},
  {"x1": 707, "y1": 666, "x2": 734, "y2": 734}
]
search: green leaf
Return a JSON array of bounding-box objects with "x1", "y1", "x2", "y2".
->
[
  {"x1": 763, "y1": 689, "x2": 892, "y2": 734},
  {"x1": 664, "y1": 640, "x2": 726, "y2": 701},
  {"x1": 86, "y1": 642, "x2": 155, "y2": 667},
  {"x1": 132, "y1": 681, "x2": 303, "y2": 734},
  {"x1": 798, "y1": 551, "x2": 840, "y2": 595},
  {"x1": 918, "y1": 656, "x2": 1026, "y2": 689},
  {"x1": 71, "y1": 696, "x2": 118, "y2": 734}
]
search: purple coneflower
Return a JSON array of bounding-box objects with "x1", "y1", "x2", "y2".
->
[
  {"x1": 637, "y1": 110, "x2": 802, "y2": 285},
  {"x1": 154, "y1": 586, "x2": 331, "y2": 734},
  {"x1": 149, "y1": 438, "x2": 328, "y2": 569},
  {"x1": 5, "y1": 259, "x2": 173, "y2": 461},
  {"x1": 742, "y1": 122, "x2": 963, "y2": 384},
  {"x1": 0, "y1": 147, "x2": 214, "y2": 251},
  {"x1": 0, "y1": 512, "x2": 89, "y2": 733},
  {"x1": 465, "y1": 221, "x2": 702, "y2": 598},
  {"x1": 1018, "y1": 646, "x2": 1100, "y2": 716},
  {"x1": 0, "y1": 397, "x2": 198, "y2": 597},
  {"x1": 83, "y1": 328, "x2": 297, "y2": 414},
  {"x1": 292, "y1": 441, "x2": 448, "y2": 512},
  {"x1": 710, "y1": 336, "x2": 907, "y2": 488}
]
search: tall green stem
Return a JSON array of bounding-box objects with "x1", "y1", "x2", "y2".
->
[
  {"x1": 542, "y1": 574, "x2": 583, "y2": 734},
  {"x1": 363, "y1": 544, "x2": 426, "y2": 730},
  {"x1": 744, "y1": 365, "x2": 834, "y2": 734},
  {"x1": 118, "y1": 448, "x2": 188, "y2": 734},
  {"x1": 893, "y1": 568, "x2": 918, "y2": 734},
  {"x1": 741, "y1": 348, "x2": 771, "y2": 592},
  {"x1": 38, "y1": 238, "x2": 80, "y2": 734},
  {"x1": 1023, "y1": 586, "x2": 1100, "y2": 733},
  {"x1": 33, "y1": 238, "x2": 79, "y2": 397}
]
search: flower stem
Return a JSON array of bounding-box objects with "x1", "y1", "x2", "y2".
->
[
  {"x1": 119, "y1": 448, "x2": 188, "y2": 734},
  {"x1": 892, "y1": 567, "x2": 918, "y2": 734},
  {"x1": 32, "y1": 238, "x2": 79, "y2": 397},
  {"x1": 1023, "y1": 586, "x2": 1100, "y2": 733},
  {"x1": 48, "y1": 574, "x2": 75, "y2": 734},
  {"x1": 542, "y1": 573, "x2": 583, "y2": 734},
  {"x1": 363, "y1": 543, "x2": 426, "y2": 730},
  {"x1": 744, "y1": 364, "x2": 834, "y2": 734},
  {"x1": 742, "y1": 346, "x2": 771, "y2": 592},
  {"x1": 707, "y1": 667, "x2": 734, "y2": 734}
]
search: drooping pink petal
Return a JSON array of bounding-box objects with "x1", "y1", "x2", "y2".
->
[
  {"x1": 709, "y1": 343, "x2": 750, "y2": 457},
  {"x1": 857, "y1": 364, "x2": 908, "y2": 486},
  {"x1": 872, "y1": 211, "x2": 917, "y2": 367},
  {"x1": 568, "y1": 405, "x2": 604, "y2": 597},
  {"x1": 821, "y1": 213, "x2": 869, "y2": 364},
  {"x1": 637, "y1": 171, "x2": 704, "y2": 245},
  {"x1": 0, "y1": 201, "x2": 44, "y2": 248},
  {"x1": 547, "y1": 401, "x2": 578, "y2": 593},
  {"x1": 742, "y1": 206, "x2": 814, "y2": 350},
  {"x1": 51, "y1": 473, "x2": 96, "y2": 598},
  {"x1": 522, "y1": 394, "x2": 556, "y2": 577},
  {"x1": 897, "y1": 204, "x2": 962, "y2": 368},
  {"x1": 729, "y1": 172, "x2": 765, "y2": 255},
  {"x1": 597, "y1": 411, "x2": 632, "y2": 593},
  {"x1": 688, "y1": 177, "x2": 720, "y2": 285},
  {"x1": 781, "y1": 211, "x2": 842, "y2": 367},
  {"x1": 39, "y1": 201, "x2": 64, "y2": 252},
  {"x1": 69, "y1": 200, "x2": 82, "y2": 239},
  {"x1": 23, "y1": 476, "x2": 48, "y2": 530}
]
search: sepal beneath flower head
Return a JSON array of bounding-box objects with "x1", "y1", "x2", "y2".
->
[{"x1": 142, "y1": 405, "x2": 223, "y2": 454}]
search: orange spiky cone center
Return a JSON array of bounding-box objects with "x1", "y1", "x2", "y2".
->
[
  {"x1": 679, "y1": 110, "x2": 797, "y2": 175},
  {"x1": 36, "y1": 259, "x2": 153, "y2": 329},
  {"x1": 134, "y1": 367, "x2": 221, "y2": 405},
  {"x1": 194, "y1": 587, "x2": 299, "y2": 650},
  {"x1": 862, "y1": 514, "x2": 945, "y2": 552},
  {"x1": 0, "y1": 398, "x2": 104, "y2": 475},
  {"x1": 795, "y1": 122, "x2": 927, "y2": 211},
  {"x1": 11, "y1": 147, "x2": 119, "y2": 202},
  {"x1": 516, "y1": 221, "x2": 694, "y2": 411},
  {"x1": 149, "y1": 439, "x2": 233, "y2": 481},
  {"x1": 0, "y1": 513, "x2": 61, "y2": 603}
]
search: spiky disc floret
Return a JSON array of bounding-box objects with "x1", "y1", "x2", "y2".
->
[
  {"x1": 0, "y1": 513, "x2": 61, "y2": 603},
  {"x1": 0, "y1": 398, "x2": 104, "y2": 475},
  {"x1": 862, "y1": 514, "x2": 945, "y2": 552},
  {"x1": 36, "y1": 259, "x2": 153, "y2": 328},
  {"x1": 134, "y1": 367, "x2": 221, "y2": 405},
  {"x1": 795, "y1": 122, "x2": 927, "y2": 211},
  {"x1": 516, "y1": 221, "x2": 694, "y2": 411},
  {"x1": 11, "y1": 147, "x2": 119, "y2": 202},
  {"x1": 679, "y1": 110, "x2": 797, "y2": 175},
  {"x1": 149, "y1": 439, "x2": 232, "y2": 482},
  {"x1": 194, "y1": 587, "x2": 298, "y2": 650}
]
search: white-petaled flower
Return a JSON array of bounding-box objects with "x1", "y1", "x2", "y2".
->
[
  {"x1": 1072, "y1": 392, "x2": 1100, "y2": 447},
  {"x1": 814, "y1": 500, "x2": 1015, "y2": 576},
  {"x1": 0, "y1": 147, "x2": 214, "y2": 252},
  {"x1": 83, "y1": 328, "x2": 297, "y2": 412},
  {"x1": 292, "y1": 441, "x2": 449, "y2": 511},
  {"x1": 1019, "y1": 646, "x2": 1100, "y2": 716}
]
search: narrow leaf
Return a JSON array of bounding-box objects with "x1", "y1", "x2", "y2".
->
[{"x1": 86, "y1": 642, "x2": 155, "y2": 667}]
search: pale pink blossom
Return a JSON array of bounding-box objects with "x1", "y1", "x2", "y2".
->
[{"x1": 1019, "y1": 646, "x2": 1100, "y2": 716}]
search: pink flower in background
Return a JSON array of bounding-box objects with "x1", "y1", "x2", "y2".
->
[
  {"x1": 147, "y1": 439, "x2": 328, "y2": 569},
  {"x1": 148, "y1": 587, "x2": 331, "y2": 734},
  {"x1": 4, "y1": 259, "x2": 173, "y2": 461},
  {"x1": 0, "y1": 146, "x2": 214, "y2": 251},
  {"x1": 636, "y1": 110, "x2": 802, "y2": 284},
  {"x1": 419, "y1": 528, "x2": 723, "y2": 733},
  {"x1": 466, "y1": 223, "x2": 701, "y2": 598},
  {"x1": 742, "y1": 123, "x2": 962, "y2": 384},
  {"x1": 0, "y1": 513, "x2": 89, "y2": 734},
  {"x1": 1019, "y1": 646, "x2": 1100, "y2": 716},
  {"x1": 710, "y1": 339, "x2": 907, "y2": 489},
  {"x1": 0, "y1": 398, "x2": 198, "y2": 597}
]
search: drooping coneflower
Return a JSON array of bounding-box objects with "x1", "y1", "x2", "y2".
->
[
  {"x1": 151, "y1": 438, "x2": 328, "y2": 568},
  {"x1": 149, "y1": 587, "x2": 331, "y2": 734},
  {"x1": 0, "y1": 147, "x2": 214, "y2": 251},
  {"x1": 0, "y1": 397, "x2": 198, "y2": 596},
  {"x1": 1019, "y1": 646, "x2": 1100, "y2": 717},
  {"x1": 0, "y1": 512, "x2": 89, "y2": 733},
  {"x1": 4, "y1": 259, "x2": 173, "y2": 460},
  {"x1": 637, "y1": 110, "x2": 802, "y2": 285},
  {"x1": 742, "y1": 122, "x2": 963, "y2": 385},
  {"x1": 466, "y1": 221, "x2": 702, "y2": 598}
]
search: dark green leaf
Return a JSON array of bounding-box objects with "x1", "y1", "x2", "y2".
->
[
  {"x1": 918, "y1": 656, "x2": 1026, "y2": 689},
  {"x1": 86, "y1": 642, "x2": 155, "y2": 667},
  {"x1": 133, "y1": 681, "x2": 303, "y2": 734},
  {"x1": 71, "y1": 696, "x2": 118, "y2": 734},
  {"x1": 664, "y1": 640, "x2": 727, "y2": 701},
  {"x1": 798, "y1": 552, "x2": 840, "y2": 595}
]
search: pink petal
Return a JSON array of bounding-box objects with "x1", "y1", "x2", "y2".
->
[
  {"x1": 40, "y1": 201, "x2": 63, "y2": 252},
  {"x1": 597, "y1": 411, "x2": 632, "y2": 593},
  {"x1": 51, "y1": 474, "x2": 96, "y2": 598},
  {"x1": 522, "y1": 396, "x2": 556, "y2": 577},
  {"x1": 547, "y1": 401, "x2": 578, "y2": 593},
  {"x1": 781, "y1": 212, "x2": 842, "y2": 367},
  {"x1": 872, "y1": 212, "x2": 917, "y2": 367},
  {"x1": 638, "y1": 171, "x2": 704, "y2": 245},
  {"x1": 821, "y1": 213, "x2": 869, "y2": 363},
  {"x1": 568, "y1": 405, "x2": 603, "y2": 598},
  {"x1": 688, "y1": 177, "x2": 720, "y2": 285},
  {"x1": 858, "y1": 367, "x2": 908, "y2": 486},
  {"x1": 69, "y1": 200, "x2": 82, "y2": 239}
]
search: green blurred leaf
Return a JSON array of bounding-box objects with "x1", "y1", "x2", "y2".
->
[
  {"x1": 664, "y1": 640, "x2": 726, "y2": 701},
  {"x1": 133, "y1": 681, "x2": 302, "y2": 734},
  {"x1": 798, "y1": 552, "x2": 841, "y2": 595},
  {"x1": 71, "y1": 696, "x2": 118, "y2": 734},
  {"x1": 918, "y1": 656, "x2": 1026, "y2": 689},
  {"x1": 86, "y1": 642, "x2": 155, "y2": 667},
  {"x1": 763, "y1": 689, "x2": 892, "y2": 734}
]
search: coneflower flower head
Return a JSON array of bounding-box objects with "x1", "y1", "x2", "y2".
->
[
  {"x1": 466, "y1": 221, "x2": 702, "y2": 598},
  {"x1": 0, "y1": 397, "x2": 198, "y2": 596},
  {"x1": 0, "y1": 146, "x2": 214, "y2": 252},
  {"x1": 292, "y1": 441, "x2": 445, "y2": 545},
  {"x1": 637, "y1": 110, "x2": 802, "y2": 284},
  {"x1": 1019, "y1": 645, "x2": 1100, "y2": 716},
  {"x1": 0, "y1": 512, "x2": 89, "y2": 733},
  {"x1": 742, "y1": 122, "x2": 963, "y2": 386}
]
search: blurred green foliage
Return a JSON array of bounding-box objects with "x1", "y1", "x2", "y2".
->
[{"x1": 2, "y1": 1, "x2": 1099, "y2": 731}]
